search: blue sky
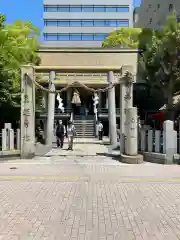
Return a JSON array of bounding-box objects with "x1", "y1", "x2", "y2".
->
[{"x1": 0, "y1": 0, "x2": 141, "y2": 32}]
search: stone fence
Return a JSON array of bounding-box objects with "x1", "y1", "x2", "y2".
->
[
  {"x1": 0, "y1": 123, "x2": 20, "y2": 157},
  {"x1": 139, "y1": 120, "x2": 178, "y2": 164},
  {"x1": 0, "y1": 120, "x2": 179, "y2": 163}
]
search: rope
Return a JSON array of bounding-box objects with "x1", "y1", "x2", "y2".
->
[
  {"x1": 31, "y1": 77, "x2": 120, "y2": 93},
  {"x1": 13, "y1": 70, "x2": 132, "y2": 96}
]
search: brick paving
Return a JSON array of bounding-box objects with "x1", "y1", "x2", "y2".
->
[{"x1": 0, "y1": 140, "x2": 180, "y2": 239}]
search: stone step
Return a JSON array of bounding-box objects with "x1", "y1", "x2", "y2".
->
[
  {"x1": 74, "y1": 117, "x2": 95, "y2": 138},
  {"x1": 75, "y1": 126, "x2": 94, "y2": 128},
  {"x1": 76, "y1": 135, "x2": 95, "y2": 138},
  {"x1": 76, "y1": 129, "x2": 94, "y2": 132},
  {"x1": 75, "y1": 124, "x2": 94, "y2": 125},
  {"x1": 76, "y1": 134, "x2": 95, "y2": 136},
  {"x1": 74, "y1": 123, "x2": 94, "y2": 126},
  {"x1": 74, "y1": 122, "x2": 94, "y2": 124},
  {"x1": 74, "y1": 115, "x2": 94, "y2": 119},
  {"x1": 76, "y1": 130, "x2": 95, "y2": 133},
  {"x1": 74, "y1": 119, "x2": 94, "y2": 121},
  {"x1": 75, "y1": 129, "x2": 94, "y2": 131}
]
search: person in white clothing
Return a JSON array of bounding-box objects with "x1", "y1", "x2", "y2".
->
[
  {"x1": 67, "y1": 121, "x2": 76, "y2": 150},
  {"x1": 98, "y1": 121, "x2": 103, "y2": 140}
]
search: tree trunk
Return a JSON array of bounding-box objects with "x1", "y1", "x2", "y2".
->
[{"x1": 164, "y1": 80, "x2": 174, "y2": 121}]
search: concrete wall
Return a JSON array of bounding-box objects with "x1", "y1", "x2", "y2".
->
[
  {"x1": 38, "y1": 48, "x2": 139, "y2": 77},
  {"x1": 135, "y1": 0, "x2": 180, "y2": 28}
]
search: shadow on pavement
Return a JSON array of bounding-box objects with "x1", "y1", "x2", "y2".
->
[
  {"x1": 96, "y1": 152, "x2": 120, "y2": 161},
  {"x1": 35, "y1": 143, "x2": 52, "y2": 156}
]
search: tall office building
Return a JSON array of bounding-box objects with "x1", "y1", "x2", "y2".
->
[
  {"x1": 134, "y1": 0, "x2": 180, "y2": 28},
  {"x1": 43, "y1": 0, "x2": 133, "y2": 47}
]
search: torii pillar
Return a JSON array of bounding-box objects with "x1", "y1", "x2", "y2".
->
[
  {"x1": 46, "y1": 71, "x2": 56, "y2": 146},
  {"x1": 20, "y1": 65, "x2": 35, "y2": 158},
  {"x1": 107, "y1": 71, "x2": 117, "y2": 146},
  {"x1": 120, "y1": 66, "x2": 143, "y2": 163}
]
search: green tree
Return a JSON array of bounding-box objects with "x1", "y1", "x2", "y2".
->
[
  {"x1": 102, "y1": 28, "x2": 142, "y2": 48},
  {"x1": 141, "y1": 12, "x2": 180, "y2": 119},
  {"x1": 0, "y1": 14, "x2": 40, "y2": 124},
  {"x1": 102, "y1": 27, "x2": 154, "y2": 50},
  {"x1": 102, "y1": 27, "x2": 163, "y2": 113},
  {"x1": 102, "y1": 13, "x2": 180, "y2": 120}
]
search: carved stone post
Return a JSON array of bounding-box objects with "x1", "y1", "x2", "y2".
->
[
  {"x1": 120, "y1": 69, "x2": 133, "y2": 154},
  {"x1": 107, "y1": 71, "x2": 117, "y2": 146},
  {"x1": 46, "y1": 71, "x2": 56, "y2": 146},
  {"x1": 120, "y1": 82, "x2": 126, "y2": 154},
  {"x1": 125, "y1": 107, "x2": 138, "y2": 155},
  {"x1": 121, "y1": 107, "x2": 143, "y2": 164},
  {"x1": 20, "y1": 65, "x2": 35, "y2": 158}
]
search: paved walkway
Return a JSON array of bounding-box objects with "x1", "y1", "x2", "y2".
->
[
  {"x1": 46, "y1": 138, "x2": 109, "y2": 157},
  {"x1": 1, "y1": 139, "x2": 180, "y2": 239}
]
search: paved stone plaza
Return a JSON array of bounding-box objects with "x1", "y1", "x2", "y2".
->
[{"x1": 1, "y1": 139, "x2": 180, "y2": 239}]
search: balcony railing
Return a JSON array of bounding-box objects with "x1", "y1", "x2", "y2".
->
[
  {"x1": 36, "y1": 108, "x2": 121, "y2": 116},
  {"x1": 36, "y1": 108, "x2": 72, "y2": 115}
]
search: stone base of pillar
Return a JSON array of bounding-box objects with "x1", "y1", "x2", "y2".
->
[
  {"x1": 120, "y1": 154, "x2": 143, "y2": 164},
  {"x1": 21, "y1": 153, "x2": 35, "y2": 159}
]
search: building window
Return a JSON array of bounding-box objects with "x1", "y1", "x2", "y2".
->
[
  {"x1": 70, "y1": 20, "x2": 81, "y2": 27},
  {"x1": 106, "y1": 7, "x2": 117, "y2": 12},
  {"x1": 105, "y1": 20, "x2": 117, "y2": 26},
  {"x1": 94, "y1": 6, "x2": 105, "y2": 12},
  {"x1": 82, "y1": 6, "x2": 94, "y2": 12},
  {"x1": 58, "y1": 6, "x2": 70, "y2": 12},
  {"x1": 44, "y1": 33, "x2": 58, "y2": 41},
  {"x1": 44, "y1": 6, "x2": 58, "y2": 12},
  {"x1": 116, "y1": 20, "x2": 129, "y2": 26},
  {"x1": 70, "y1": 6, "x2": 81, "y2": 12},
  {"x1": 94, "y1": 33, "x2": 107, "y2": 40},
  {"x1": 44, "y1": 19, "x2": 129, "y2": 27},
  {"x1": 58, "y1": 20, "x2": 69, "y2": 27},
  {"x1": 94, "y1": 20, "x2": 105, "y2": 27},
  {"x1": 44, "y1": 33, "x2": 108, "y2": 41},
  {"x1": 44, "y1": 5, "x2": 129, "y2": 13},
  {"x1": 58, "y1": 34, "x2": 69, "y2": 40},
  {"x1": 69, "y1": 34, "x2": 82, "y2": 40},
  {"x1": 117, "y1": 7, "x2": 129, "y2": 12},
  {"x1": 82, "y1": 20, "x2": 94, "y2": 27},
  {"x1": 44, "y1": 20, "x2": 58, "y2": 26},
  {"x1": 82, "y1": 34, "x2": 94, "y2": 41}
]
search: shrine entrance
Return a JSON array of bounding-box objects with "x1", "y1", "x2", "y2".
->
[
  {"x1": 71, "y1": 87, "x2": 94, "y2": 116},
  {"x1": 20, "y1": 47, "x2": 139, "y2": 159}
]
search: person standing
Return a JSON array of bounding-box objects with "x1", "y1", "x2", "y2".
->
[
  {"x1": 67, "y1": 121, "x2": 76, "y2": 150},
  {"x1": 98, "y1": 121, "x2": 103, "y2": 140},
  {"x1": 56, "y1": 120, "x2": 66, "y2": 148},
  {"x1": 85, "y1": 107, "x2": 89, "y2": 117}
]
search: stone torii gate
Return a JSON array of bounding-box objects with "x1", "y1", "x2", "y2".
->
[{"x1": 20, "y1": 64, "x2": 143, "y2": 163}]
